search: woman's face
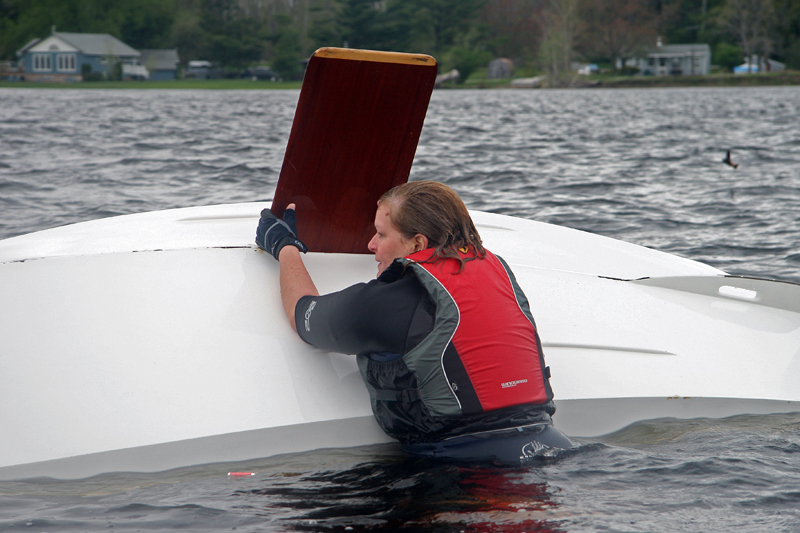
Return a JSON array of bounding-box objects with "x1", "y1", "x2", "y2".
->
[{"x1": 368, "y1": 203, "x2": 417, "y2": 276}]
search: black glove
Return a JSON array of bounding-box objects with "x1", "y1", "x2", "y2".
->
[{"x1": 256, "y1": 207, "x2": 309, "y2": 260}]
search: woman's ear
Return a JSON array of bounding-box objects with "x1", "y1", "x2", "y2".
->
[{"x1": 412, "y1": 234, "x2": 428, "y2": 252}]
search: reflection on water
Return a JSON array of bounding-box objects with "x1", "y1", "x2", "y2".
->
[{"x1": 235, "y1": 456, "x2": 571, "y2": 532}]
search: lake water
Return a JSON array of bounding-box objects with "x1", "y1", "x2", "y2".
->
[{"x1": 1, "y1": 86, "x2": 800, "y2": 531}]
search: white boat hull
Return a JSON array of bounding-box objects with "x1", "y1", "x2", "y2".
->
[{"x1": 2, "y1": 203, "x2": 799, "y2": 479}]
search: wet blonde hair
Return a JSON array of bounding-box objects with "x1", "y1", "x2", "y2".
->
[{"x1": 378, "y1": 181, "x2": 485, "y2": 270}]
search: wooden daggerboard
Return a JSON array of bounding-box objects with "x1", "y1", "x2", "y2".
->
[{"x1": 271, "y1": 47, "x2": 438, "y2": 254}]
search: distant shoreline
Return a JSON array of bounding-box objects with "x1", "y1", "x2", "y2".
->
[
  {"x1": 0, "y1": 79, "x2": 304, "y2": 90},
  {"x1": 461, "y1": 71, "x2": 800, "y2": 89},
  {"x1": 2, "y1": 71, "x2": 799, "y2": 90},
  {"x1": 580, "y1": 70, "x2": 800, "y2": 89}
]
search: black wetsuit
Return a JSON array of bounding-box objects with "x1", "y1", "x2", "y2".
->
[{"x1": 295, "y1": 252, "x2": 574, "y2": 464}]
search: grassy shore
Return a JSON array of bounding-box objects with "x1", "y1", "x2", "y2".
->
[
  {"x1": 461, "y1": 70, "x2": 800, "y2": 89},
  {"x1": 587, "y1": 70, "x2": 800, "y2": 88},
  {"x1": 2, "y1": 71, "x2": 799, "y2": 90},
  {"x1": 0, "y1": 79, "x2": 303, "y2": 90}
]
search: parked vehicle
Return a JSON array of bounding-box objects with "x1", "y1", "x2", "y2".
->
[{"x1": 245, "y1": 66, "x2": 279, "y2": 81}]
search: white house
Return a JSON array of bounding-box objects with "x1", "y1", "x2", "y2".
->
[
  {"x1": 630, "y1": 43, "x2": 712, "y2": 77},
  {"x1": 17, "y1": 30, "x2": 142, "y2": 82}
]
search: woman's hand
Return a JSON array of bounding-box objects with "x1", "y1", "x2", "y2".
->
[{"x1": 256, "y1": 203, "x2": 308, "y2": 259}]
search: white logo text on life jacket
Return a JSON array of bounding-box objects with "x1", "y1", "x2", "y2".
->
[
  {"x1": 304, "y1": 300, "x2": 317, "y2": 332},
  {"x1": 501, "y1": 379, "x2": 528, "y2": 388}
]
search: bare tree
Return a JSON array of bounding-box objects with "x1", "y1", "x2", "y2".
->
[
  {"x1": 539, "y1": 0, "x2": 580, "y2": 86},
  {"x1": 481, "y1": 0, "x2": 545, "y2": 59},
  {"x1": 721, "y1": 0, "x2": 776, "y2": 72},
  {"x1": 579, "y1": 0, "x2": 657, "y2": 73}
]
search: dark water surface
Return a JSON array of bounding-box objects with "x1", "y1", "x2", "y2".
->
[{"x1": 2, "y1": 86, "x2": 800, "y2": 531}]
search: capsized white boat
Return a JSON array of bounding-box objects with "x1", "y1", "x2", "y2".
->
[{"x1": 2, "y1": 202, "x2": 799, "y2": 480}]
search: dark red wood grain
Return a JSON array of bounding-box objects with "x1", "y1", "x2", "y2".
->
[{"x1": 271, "y1": 50, "x2": 437, "y2": 254}]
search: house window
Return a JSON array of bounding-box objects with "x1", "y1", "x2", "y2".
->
[
  {"x1": 33, "y1": 54, "x2": 52, "y2": 71},
  {"x1": 57, "y1": 54, "x2": 76, "y2": 71}
]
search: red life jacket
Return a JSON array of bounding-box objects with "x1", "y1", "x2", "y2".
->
[
  {"x1": 406, "y1": 247, "x2": 551, "y2": 412},
  {"x1": 357, "y1": 247, "x2": 554, "y2": 444}
]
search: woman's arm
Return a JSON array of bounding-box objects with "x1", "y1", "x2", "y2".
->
[
  {"x1": 256, "y1": 202, "x2": 317, "y2": 331},
  {"x1": 278, "y1": 245, "x2": 319, "y2": 331}
]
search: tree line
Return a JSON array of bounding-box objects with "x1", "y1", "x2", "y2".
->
[{"x1": 1, "y1": 0, "x2": 799, "y2": 82}]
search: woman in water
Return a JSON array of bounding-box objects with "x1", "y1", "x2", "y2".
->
[{"x1": 257, "y1": 181, "x2": 573, "y2": 463}]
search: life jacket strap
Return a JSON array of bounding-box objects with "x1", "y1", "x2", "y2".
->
[{"x1": 374, "y1": 389, "x2": 421, "y2": 402}]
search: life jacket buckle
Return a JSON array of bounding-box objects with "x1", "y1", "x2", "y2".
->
[{"x1": 402, "y1": 389, "x2": 421, "y2": 403}]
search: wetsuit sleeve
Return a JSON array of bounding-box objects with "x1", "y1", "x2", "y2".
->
[{"x1": 294, "y1": 275, "x2": 425, "y2": 356}]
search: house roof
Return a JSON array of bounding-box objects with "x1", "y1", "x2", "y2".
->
[
  {"x1": 16, "y1": 38, "x2": 41, "y2": 57},
  {"x1": 648, "y1": 44, "x2": 710, "y2": 57},
  {"x1": 53, "y1": 32, "x2": 139, "y2": 57},
  {"x1": 139, "y1": 49, "x2": 180, "y2": 70}
]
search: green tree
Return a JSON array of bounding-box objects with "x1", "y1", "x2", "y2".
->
[
  {"x1": 423, "y1": 0, "x2": 487, "y2": 52},
  {"x1": 170, "y1": 3, "x2": 204, "y2": 63},
  {"x1": 6, "y1": 0, "x2": 795, "y2": 78},
  {"x1": 337, "y1": 0, "x2": 390, "y2": 49},
  {"x1": 658, "y1": 0, "x2": 726, "y2": 44},
  {"x1": 389, "y1": 2, "x2": 436, "y2": 53},
  {"x1": 308, "y1": 0, "x2": 344, "y2": 49},
  {"x1": 271, "y1": 14, "x2": 303, "y2": 79},
  {"x1": 773, "y1": 0, "x2": 800, "y2": 68},
  {"x1": 335, "y1": 0, "x2": 485, "y2": 54},
  {"x1": 440, "y1": 22, "x2": 492, "y2": 82},
  {"x1": 714, "y1": 40, "x2": 743, "y2": 70},
  {"x1": 445, "y1": 44, "x2": 492, "y2": 82},
  {"x1": 481, "y1": 0, "x2": 543, "y2": 60},
  {"x1": 119, "y1": 0, "x2": 175, "y2": 49},
  {"x1": 0, "y1": 0, "x2": 180, "y2": 60},
  {"x1": 199, "y1": 0, "x2": 264, "y2": 69}
]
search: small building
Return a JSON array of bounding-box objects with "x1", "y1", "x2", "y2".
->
[
  {"x1": 244, "y1": 66, "x2": 279, "y2": 81},
  {"x1": 139, "y1": 49, "x2": 180, "y2": 80},
  {"x1": 17, "y1": 30, "x2": 141, "y2": 82},
  {"x1": 633, "y1": 43, "x2": 711, "y2": 76},
  {"x1": 576, "y1": 63, "x2": 599, "y2": 76},
  {"x1": 487, "y1": 58, "x2": 514, "y2": 79},
  {"x1": 734, "y1": 56, "x2": 786, "y2": 74},
  {"x1": 184, "y1": 60, "x2": 223, "y2": 80}
]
